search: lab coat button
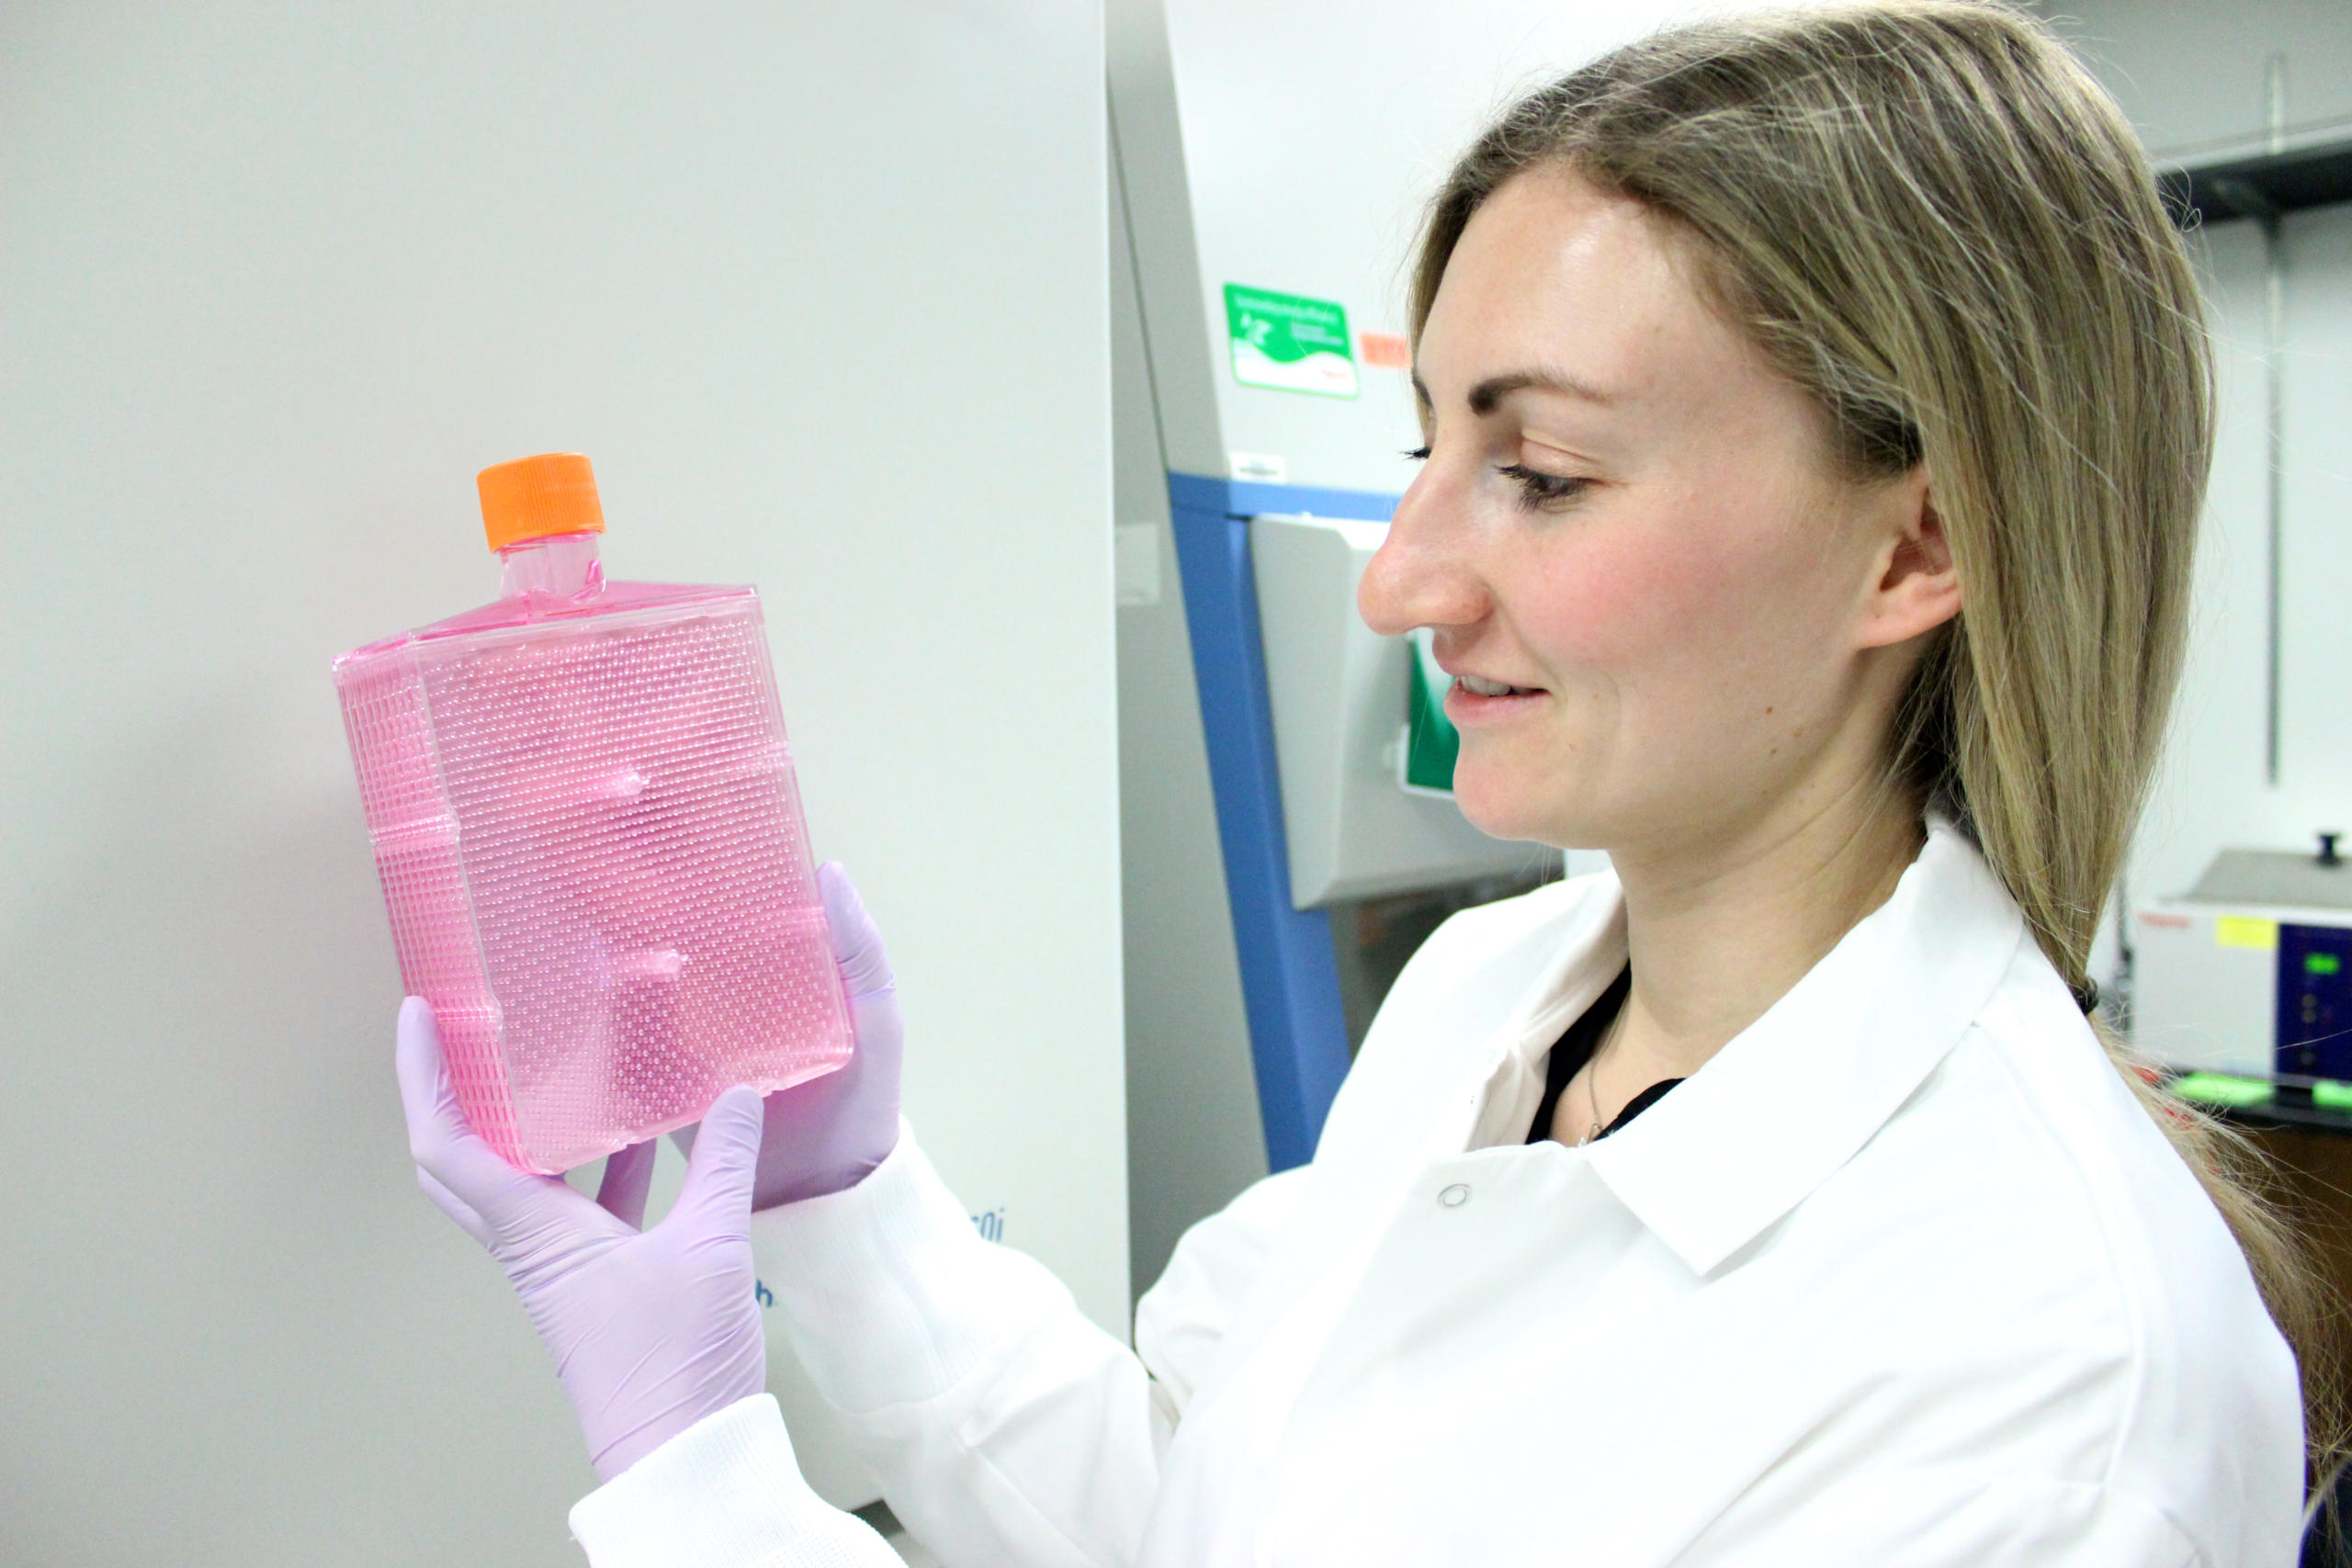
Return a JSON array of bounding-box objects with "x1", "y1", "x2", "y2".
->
[{"x1": 1439, "y1": 1182, "x2": 1471, "y2": 1208}]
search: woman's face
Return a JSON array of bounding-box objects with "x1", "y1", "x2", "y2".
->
[{"x1": 1359, "y1": 166, "x2": 1943, "y2": 856}]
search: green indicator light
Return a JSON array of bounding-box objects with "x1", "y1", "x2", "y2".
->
[
  {"x1": 2307, "y1": 953, "x2": 2343, "y2": 976},
  {"x1": 2171, "y1": 1072, "x2": 2276, "y2": 1109},
  {"x1": 2316, "y1": 1079, "x2": 2352, "y2": 1112}
]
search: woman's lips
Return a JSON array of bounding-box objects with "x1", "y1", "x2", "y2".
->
[{"x1": 1443, "y1": 677, "x2": 1546, "y2": 726}]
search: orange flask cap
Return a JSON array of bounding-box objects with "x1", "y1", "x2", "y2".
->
[{"x1": 477, "y1": 452, "x2": 605, "y2": 552}]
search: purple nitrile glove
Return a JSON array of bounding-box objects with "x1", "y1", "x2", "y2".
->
[
  {"x1": 396, "y1": 998, "x2": 767, "y2": 1483},
  {"x1": 736, "y1": 861, "x2": 905, "y2": 1211}
]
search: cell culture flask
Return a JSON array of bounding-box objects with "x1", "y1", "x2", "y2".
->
[{"x1": 334, "y1": 453, "x2": 852, "y2": 1173}]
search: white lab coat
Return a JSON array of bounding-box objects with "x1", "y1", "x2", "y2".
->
[{"x1": 570, "y1": 822, "x2": 2304, "y2": 1567}]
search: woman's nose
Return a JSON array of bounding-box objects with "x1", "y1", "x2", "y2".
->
[{"x1": 1358, "y1": 462, "x2": 1487, "y2": 637}]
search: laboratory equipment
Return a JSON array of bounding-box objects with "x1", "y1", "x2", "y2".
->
[
  {"x1": 2132, "y1": 836, "x2": 2352, "y2": 1089},
  {"x1": 334, "y1": 453, "x2": 853, "y2": 1174}
]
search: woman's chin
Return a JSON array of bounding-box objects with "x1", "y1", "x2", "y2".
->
[{"x1": 1447, "y1": 768, "x2": 1562, "y2": 847}]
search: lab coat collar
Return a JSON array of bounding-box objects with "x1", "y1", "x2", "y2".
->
[{"x1": 1577, "y1": 819, "x2": 2028, "y2": 1278}]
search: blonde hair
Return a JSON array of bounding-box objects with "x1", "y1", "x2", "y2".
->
[{"x1": 1412, "y1": 0, "x2": 2345, "y2": 1490}]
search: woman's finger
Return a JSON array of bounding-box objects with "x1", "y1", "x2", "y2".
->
[
  {"x1": 415, "y1": 1166, "x2": 495, "y2": 1249},
  {"x1": 594, "y1": 1139, "x2": 658, "y2": 1230},
  {"x1": 672, "y1": 1086, "x2": 765, "y2": 1228}
]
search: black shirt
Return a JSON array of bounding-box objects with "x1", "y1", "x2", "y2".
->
[{"x1": 1524, "y1": 967, "x2": 1684, "y2": 1145}]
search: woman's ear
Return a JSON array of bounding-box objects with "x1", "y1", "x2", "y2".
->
[{"x1": 1856, "y1": 468, "x2": 1961, "y2": 650}]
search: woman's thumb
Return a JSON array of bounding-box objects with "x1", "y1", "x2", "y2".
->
[{"x1": 819, "y1": 862, "x2": 897, "y2": 999}]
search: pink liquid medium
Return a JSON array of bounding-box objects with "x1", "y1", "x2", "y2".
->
[{"x1": 334, "y1": 543, "x2": 853, "y2": 1173}]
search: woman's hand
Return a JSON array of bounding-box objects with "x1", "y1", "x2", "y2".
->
[
  {"x1": 396, "y1": 999, "x2": 768, "y2": 1483},
  {"x1": 737, "y1": 861, "x2": 904, "y2": 1210}
]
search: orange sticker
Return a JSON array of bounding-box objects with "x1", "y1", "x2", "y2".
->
[{"x1": 1359, "y1": 331, "x2": 1409, "y2": 369}]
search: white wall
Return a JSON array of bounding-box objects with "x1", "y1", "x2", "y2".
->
[
  {"x1": 2032, "y1": 0, "x2": 2352, "y2": 162},
  {"x1": 2033, "y1": 5, "x2": 2352, "y2": 937},
  {"x1": 0, "y1": 5, "x2": 1119, "y2": 1563}
]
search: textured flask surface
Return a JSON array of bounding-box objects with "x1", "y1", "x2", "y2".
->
[{"x1": 336, "y1": 587, "x2": 853, "y2": 1172}]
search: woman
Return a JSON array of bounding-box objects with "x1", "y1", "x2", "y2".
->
[{"x1": 398, "y1": 3, "x2": 2338, "y2": 1562}]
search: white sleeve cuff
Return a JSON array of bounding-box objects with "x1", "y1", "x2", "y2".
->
[
  {"x1": 568, "y1": 1394, "x2": 900, "y2": 1568},
  {"x1": 750, "y1": 1119, "x2": 1077, "y2": 1415}
]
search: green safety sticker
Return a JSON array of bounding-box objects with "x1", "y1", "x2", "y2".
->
[
  {"x1": 1402, "y1": 627, "x2": 1460, "y2": 795},
  {"x1": 1225, "y1": 283, "x2": 1358, "y2": 399}
]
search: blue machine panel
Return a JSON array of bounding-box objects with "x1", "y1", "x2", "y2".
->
[
  {"x1": 2276, "y1": 922, "x2": 2352, "y2": 1083},
  {"x1": 1164, "y1": 471, "x2": 1397, "y2": 1171}
]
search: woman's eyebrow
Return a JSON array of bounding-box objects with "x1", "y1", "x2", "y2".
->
[{"x1": 1411, "y1": 368, "x2": 1621, "y2": 415}]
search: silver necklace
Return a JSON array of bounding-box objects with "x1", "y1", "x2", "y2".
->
[{"x1": 1577, "y1": 1013, "x2": 1621, "y2": 1148}]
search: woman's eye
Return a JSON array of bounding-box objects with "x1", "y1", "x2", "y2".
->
[
  {"x1": 1402, "y1": 446, "x2": 1431, "y2": 461},
  {"x1": 1497, "y1": 462, "x2": 1591, "y2": 508}
]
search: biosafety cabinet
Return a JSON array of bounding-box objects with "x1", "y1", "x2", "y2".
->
[{"x1": 1108, "y1": 0, "x2": 1702, "y2": 1290}]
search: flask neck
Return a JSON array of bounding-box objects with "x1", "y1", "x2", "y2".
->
[{"x1": 498, "y1": 531, "x2": 605, "y2": 602}]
